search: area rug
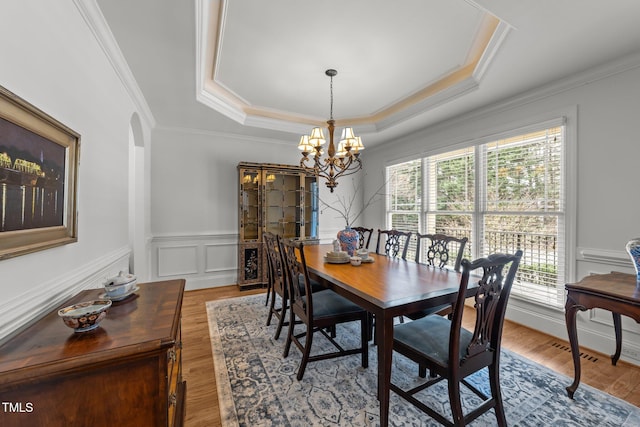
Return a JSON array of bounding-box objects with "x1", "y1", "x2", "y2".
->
[{"x1": 206, "y1": 294, "x2": 640, "y2": 426}]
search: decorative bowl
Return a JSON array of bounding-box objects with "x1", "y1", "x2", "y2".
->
[
  {"x1": 58, "y1": 300, "x2": 112, "y2": 332},
  {"x1": 104, "y1": 272, "x2": 137, "y2": 299},
  {"x1": 350, "y1": 256, "x2": 362, "y2": 266}
]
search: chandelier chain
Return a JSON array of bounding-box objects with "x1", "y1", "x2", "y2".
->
[{"x1": 329, "y1": 73, "x2": 334, "y2": 120}]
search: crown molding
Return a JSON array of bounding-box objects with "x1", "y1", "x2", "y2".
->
[{"x1": 74, "y1": 0, "x2": 156, "y2": 130}]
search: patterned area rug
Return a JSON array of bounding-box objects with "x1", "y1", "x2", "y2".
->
[{"x1": 207, "y1": 294, "x2": 640, "y2": 426}]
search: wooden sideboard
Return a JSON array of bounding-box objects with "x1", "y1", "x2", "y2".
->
[{"x1": 0, "y1": 279, "x2": 186, "y2": 427}]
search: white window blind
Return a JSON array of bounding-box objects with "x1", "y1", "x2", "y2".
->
[
  {"x1": 387, "y1": 159, "x2": 421, "y2": 259},
  {"x1": 479, "y1": 127, "x2": 565, "y2": 305},
  {"x1": 425, "y1": 147, "x2": 475, "y2": 265},
  {"x1": 386, "y1": 124, "x2": 567, "y2": 307}
]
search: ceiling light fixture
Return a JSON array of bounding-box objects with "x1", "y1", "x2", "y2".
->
[{"x1": 297, "y1": 69, "x2": 364, "y2": 192}]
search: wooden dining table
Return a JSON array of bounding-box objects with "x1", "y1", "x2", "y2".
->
[{"x1": 302, "y1": 243, "x2": 473, "y2": 427}]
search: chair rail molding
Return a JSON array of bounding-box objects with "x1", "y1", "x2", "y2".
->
[
  {"x1": 0, "y1": 246, "x2": 130, "y2": 344},
  {"x1": 578, "y1": 247, "x2": 633, "y2": 268}
]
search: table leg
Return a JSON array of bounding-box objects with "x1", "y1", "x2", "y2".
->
[
  {"x1": 565, "y1": 295, "x2": 583, "y2": 399},
  {"x1": 611, "y1": 312, "x2": 622, "y2": 366},
  {"x1": 376, "y1": 312, "x2": 394, "y2": 427}
]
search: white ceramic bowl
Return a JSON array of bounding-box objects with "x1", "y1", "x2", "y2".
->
[
  {"x1": 58, "y1": 300, "x2": 112, "y2": 332},
  {"x1": 104, "y1": 273, "x2": 137, "y2": 298},
  {"x1": 350, "y1": 256, "x2": 362, "y2": 266}
]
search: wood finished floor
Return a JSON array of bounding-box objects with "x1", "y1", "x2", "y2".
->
[{"x1": 181, "y1": 285, "x2": 640, "y2": 427}]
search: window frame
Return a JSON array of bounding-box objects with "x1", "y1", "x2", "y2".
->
[{"x1": 384, "y1": 115, "x2": 576, "y2": 308}]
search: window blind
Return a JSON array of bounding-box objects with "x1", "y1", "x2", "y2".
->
[
  {"x1": 479, "y1": 127, "x2": 565, "y2": 306},
  {"x1": 387, "y1": 159, "x2": 421, "y2": 259}
]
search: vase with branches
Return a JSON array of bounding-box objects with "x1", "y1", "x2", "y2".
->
[{"x1": 319, "y1": 177, "x2": 386, "y2": 255}]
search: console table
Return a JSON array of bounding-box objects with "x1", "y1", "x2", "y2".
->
[
  {"x1": 565, "y1": 272, "x2": 640, "y2": 398},
  {"x1": 0, "y1": 279, "x2": 186, "y2": 427}
]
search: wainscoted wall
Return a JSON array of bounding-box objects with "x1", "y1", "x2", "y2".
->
[
  {"x1": 148, "y1": 228, "x2": 347, "y2": 291},
  {"x1": 0, "y1": 247, "x2": 131, "y2": 345},
  {"x1": 0, "y1": 2, "x2": 151, "y2": 343},
  {"x1": 149, "y1": 233, "x2": 238, "y2": 290}
]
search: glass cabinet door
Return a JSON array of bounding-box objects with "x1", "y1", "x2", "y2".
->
[
  {"x1": 304, "y1": 177, "x2": 319, "y2": 239},
  {"x1": 265, "y1": 172, "x2": 299, "y2": 238},
  {"x1": 240, "y1": 169, "x2": 260, "y2": 241}
]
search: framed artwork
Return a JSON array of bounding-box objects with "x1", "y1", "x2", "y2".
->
[{"x1": 0, "y1": 85, "x2": 80, "y2": 260}]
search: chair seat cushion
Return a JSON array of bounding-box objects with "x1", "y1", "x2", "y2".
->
[
  {"x1": 307, "y1": 290, "x2": 365, "y2": 319},
  {"x1": 394, "y1": 315, "x2": 473, "y2": 366}
]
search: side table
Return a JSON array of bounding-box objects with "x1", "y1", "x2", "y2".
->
[{"x1": 565, "y1": 272, "x2": 640, "y2": 398}]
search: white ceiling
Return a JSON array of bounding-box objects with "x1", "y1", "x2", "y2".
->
[{"x1": 96, "y1": 0, "x2": 640, "y2": 147}]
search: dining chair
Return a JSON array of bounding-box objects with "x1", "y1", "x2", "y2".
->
[
  {"x1": 390, "y1": 250, "x2": 523, "y2": 427},
  {"x1": 375, "y1": 229, "x2": 412, "y2": 260},
  {"x1": 263, "y1": 233, "x2": 275, "y2": 307},
  {"x1": 263, "y1": 232, "x2": 290, "y2": 340},
  {"x1": 279, "y1": 237, "x2": 369, "y2": 381},
  {"x1": 264, "y1": 233, "x2": 324, "y2": 340},
  {"x1": 406, "y1": 233, "x2": 469, "y2": 321},
  {"x1": 352, "y1": 226, "x2": 374, "y2": 250}
]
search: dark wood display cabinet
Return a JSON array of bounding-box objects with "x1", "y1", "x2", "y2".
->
[
  {"x1": 0, "y1": 279, "x2": 186, "y2": 427},
  {"x1": 237, "y1": 162, "x2": 319, "y2": 288}
]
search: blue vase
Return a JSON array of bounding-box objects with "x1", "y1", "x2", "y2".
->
[
  {"x1": 626, "y1": 238, "x2": 640, "y2": 282},
  {"x1": 337, "y1": 227, "x2": 359, "y2": 256}
]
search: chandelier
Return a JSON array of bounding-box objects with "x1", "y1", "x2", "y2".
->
[{"x1": 297, "y1": 69, "x2": 364, "y2": 192}]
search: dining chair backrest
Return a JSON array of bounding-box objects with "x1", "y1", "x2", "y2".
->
[
  {"x1": 452, "y1": 250, "x2": 523, "y2": 371},
  {"x1": 376, "y1": 229, "x2": 412, "y2": 260},
  {"x1": 263, "y1": 232, "x2": 285, "y2": 297},
  {"x1": 352, "y1": 226, "x2": 373, "y2": 250},
  {"x1": 415, "y1": 233, "x2": 468, "y2": 272},
  {"x1": 279, "y1": 237, "x2": 309, "y2": 319}
]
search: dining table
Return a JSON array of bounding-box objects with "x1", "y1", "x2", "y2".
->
[{"x1": 302, "y1": 243, "x2": 474, "y2": 427}]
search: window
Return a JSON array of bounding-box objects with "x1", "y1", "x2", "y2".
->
[
  {"x1": 386, "y1": 124, "x2": 566, "y2": 307},
  {"x1": 387, "y1": 159, "x2": 421, "y2": 259}
]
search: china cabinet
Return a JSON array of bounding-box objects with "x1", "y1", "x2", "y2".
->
[{"x1": 238, "y1": 162, "x2": 319, "y2": 288}]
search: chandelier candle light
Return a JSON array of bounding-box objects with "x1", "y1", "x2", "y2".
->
[{"x1": 298, "y1": 69, "x2": 364, "y2": 192}]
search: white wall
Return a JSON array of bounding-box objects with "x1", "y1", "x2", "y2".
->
[
  {"x1": 148, "y1": 127, "x2": 363, "y2": 289},
  {"x1": 362, "y1": 53, "x2": 640, "y2": 364},
  {"x1": 0, "y1": 1, "x2": 147, "y2": 341}
]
